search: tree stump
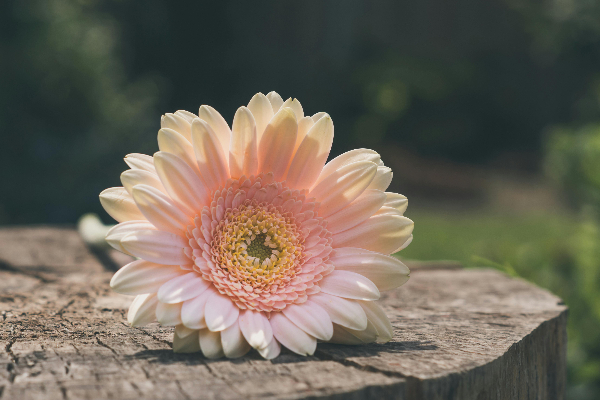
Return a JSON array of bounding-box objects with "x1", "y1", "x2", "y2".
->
[{"x1": 0, "y1": 227, "x2": 567, "y2": 400}]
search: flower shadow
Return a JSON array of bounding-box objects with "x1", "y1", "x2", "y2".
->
[{"x1": 127, "y1": 340, "x2": 437, "y2": 366}]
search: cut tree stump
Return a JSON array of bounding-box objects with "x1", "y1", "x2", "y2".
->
[{"x1": 0, "y1": 227, "x2": 567, "y2": 400}]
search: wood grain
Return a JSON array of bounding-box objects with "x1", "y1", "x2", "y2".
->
[{"x1": 0, "y1": 227, "x2": 567, "y2": 400}]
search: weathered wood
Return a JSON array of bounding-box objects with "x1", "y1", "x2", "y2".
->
[{"x1": 0, "y1": 227, "x2": 567, "y2": 400}]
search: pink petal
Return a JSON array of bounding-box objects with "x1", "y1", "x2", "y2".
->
[
  {"x1": 198, "y1": 105, "x2": 231, "y2": 157},
  {"x1": 111, "y1": 260, "x2": 184, "y2": 295},
  {"x1": 258, "y1": 107, "x2": 297, "y2": 180},
  {"x1": 181, "y1": 287, "x2": 216, "y2": 329},
  {"x1": 281, "y1": 300, "x2": 333, "y2": 341},
  {"x1": 132, "y1": 185, "x2": 191, "y2": 234},
  {"x1": 158, "y1": 272, "x2": 211, "y2": 304},
  {"x1": 229, "y1": 106, "x2": 258, "y2": 179},
  {"x1": 309, "y1": 292, "x2": 367, "y2": 331},
  {"x1": 309, "y1": 161, "x2": 377, "y2": 217},
  {"x1": 161, "y1": 113, "x2": 192, "y2": 141},
  {"x1": 359, "y1": 301, "x2": 394, "y2": 343},
  {"x1": 192, "y1": 118, "x2": 230, "y2": 192},
  {"x1": 99, "y1": 187, "x2": 145, "y2": 223},
  {"x1": 312, "y1": 149, "x2": 380, "y2": 189},
  {"x1": 124, "y1": 153, "x2": 156, "y2": 173},
  {"x1": 247, "y1": 92, "x2": 274, "y2": 142},
  {"x1": 127, "y1": 293, "x2": 158, "y2": 327},
  {"x1": 286, "y1": 115, "x2": 334, "y2": 190},
  {"x1": 325, "y1": 189, "x2": 386, "y2": 234},
  {"x1": 331, "y1": 214, "x2": 413, "y2": 255},
  {"x1": 221, "y1": 320, "x2": 251, "y2": 358},
  {"x1": 266, "y1": 91, "x2": 284, "y2": 113},
  {"x1": 158, "y1": 128, "x2": 198, "y2": 173},
  {"x1": 329, "y1": 247, "x2": 410, "y2": 291},
  {"x1": 238, "y1": 309, "x2": 273, "y2": 349},
  {"x1": 153, "y1": 151, "x2": 209, "y2": 212},
  {"x1": 155, "y1": 301, "x2": 182, "y2": 326},
  {"x1": 121, "y1": 230, "x2": 188, "y2": 265},
  {"x1": 121, "y1": 169, "x2": 165, "y2": 195},
  {"x1": 269, "y1": 313, "x2": 316, "y2": 356},
  {"x1": 205, "y1": 292, "x2": 240, "y2": 332},
  {"x1": 199, "y1": 329, "x2": 224, "y2": 359},
  {"x1": 105, "y1": 220, "x2": 155, "y2": 255},
  {"x1": 319, "y1": 270, "x2": 380, "y2": 301}
]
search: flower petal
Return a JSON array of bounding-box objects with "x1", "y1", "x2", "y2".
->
[
  {"x1": 294, "y1": 116, "x2": 315, "y2": 152},
  {"x1": 229, "y1": 106, "x2": 258, "y2": 179},
  {"x1": 394, "y1": 234, "x2": 413, "y2": 252},
  {"x1": 154, "y1": 151, "x2": 209, "y2": 212},
  {"x1": 312, "y1": 112, "x2": 327, "y2": 123},
  {"x1": 329, "y1": 247, "x2": 410, "y2": 291},
  {"x1": 156, "y1": 301, "x2": 182, "y2": 326},
  {"x1": 181, "y1": 287, "x2": 216, "y2": 329},
  {"x1": 205, "y1": 292, "x2": 240, "y2": 332},
  {"x1": 266, "y1": 91, "x2": 284, "y2": 113},
  {"x1": 332, "y1": 214, "x2": 414, "y2": 255},
  {"x1": 132, "y1": 185, "x2": 191, "y2": 234},
  {"x1": 105, "y1": 220, "x2": 155, "y2": 255},
  {"x1": 198, "y1": 105, "x2": 231, "y2": 156},
  {"x1": 157, "y1": 128, "x2": 198, "y2": 173},
  {"x1": 319, "y1": 270, "x2": 380, "y2": 300},
  {"x1": 359, "y1": 301, "x2": 394, "y2": 343},
  {"x1": 161, "y1": 113, "x2": 192, "y2": 142},
  {"x1": 281, "y1": 300, "x2": 333, "y2": 341},
  {"x1": 199, "y1": 329, "x2": 224, "y2": 359},
  {"x1": 286, "y1": 114, "x2": 334, "y2": 190},
  {"x1": 247, "y1": 92, "x2": 274, "y2": 142},
  {"x1": 334, "y1": 320, "x2": 379, "y2": 344},
  {"x1": 281, "y1": 97, "x2": 304, "y2": 119},
  {"x1": 173, "y1": 327, "x2": 200, "y2": 353},
  {"x1": 158, "y1": 272, "x2": 211, "y2": 304},
  {"x1": 367, "y1": 166, "x2": 393, "y2": 191},
  {"x1": 309, "y1": 161, "x2": 378, "y2": 217},
  {"x1": 313, "y1": 149, "x2": 381, "y2": 189},
  {"x1": 258, "y1": 107, "x2": 298, "y2": 180},
  {"x1": 221, "y1": 320, "x2": 251, "y2": 358},
  {"x1": 257, "y1": 338, "x2": 281, "y2": 359},
  {"x1": 269, "y1": 313, "x2": 317, "y2": 356},
  {"x1": 128, "y1": 293, "x2": 158, "y2": 327},
  {"x1": 309, "y1": 292, "x2": 368, "y2": 331},
  {"x1": 384, "y1": 192, "x2": 408, "y2": 215},
  {"x1": 329, "y1": 324, "x2": 365, "y2": 345},
  {"x1": 121, "y1": 169, "x2": 165, "y2": 195},
  {"x1": 99, "y1": 187, "x2": 145, "y2": 223},
  {"x1": 175, "y1": 110, "x2": 197, "y2": 123},
  {"x1": 121, "y1": 230, "x2": 188, "y2": 265},
  {"x1": 325, "y1": 189, "x2": 386, "y2": 234},
  {"x1": 192, "y1": 118, "x2": 229, "y2": 192},
  {"x1": 111, "y1": 260, "x2": 184, "y2": 295},
  {"x1": 175, "y1": 324, "x2": 197, "y2": 339},
  {"x1": 124, "y1": 153, "x2": 156, "y2": 173},
  {"x1": 238, "y1": 309, "x2": 273, "y2": 349}
]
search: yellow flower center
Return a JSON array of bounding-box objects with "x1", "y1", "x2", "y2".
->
[{"x1": 211, "y1": 202, "x2": 304, "y2": 292}]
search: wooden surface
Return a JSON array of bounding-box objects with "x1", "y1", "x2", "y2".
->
[{"x1": 0, "y1": 227, "x2": 567, "y2": 400}]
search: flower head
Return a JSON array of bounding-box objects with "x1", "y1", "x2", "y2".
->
[{"x1": 101, "y1": 91, "x2": 413, "y2": 359}]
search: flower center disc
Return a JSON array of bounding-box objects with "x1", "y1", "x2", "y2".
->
[
  {"x1": 187, "y1": 173, "x2": 334, "y2": 312},
  {"x1": 246, "y1": 233, "x2": 276, "y2": 263}
]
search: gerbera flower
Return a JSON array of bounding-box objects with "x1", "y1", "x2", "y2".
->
[{"x1": 100, "y1": 91, "x2": 413, "y2": 359}]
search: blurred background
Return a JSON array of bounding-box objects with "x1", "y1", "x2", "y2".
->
[{"x1": 1, "y1": 0, "x2": 600, "y2": 397}]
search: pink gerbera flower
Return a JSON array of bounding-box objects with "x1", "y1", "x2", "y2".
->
[{"x1": 100, "y1": 91, "x2": 413, "y2": 359}]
